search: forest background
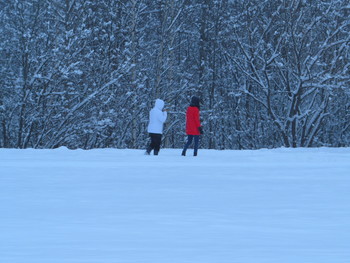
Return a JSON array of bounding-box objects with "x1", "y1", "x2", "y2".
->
[{"x1": 1, "y1": 0, "x2": 349, "y2": 150}]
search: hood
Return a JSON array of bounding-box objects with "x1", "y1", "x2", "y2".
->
[
  {"x1": 190, "y1": 96, "x2": 200, "y2": 108},
  {"x1": 154, "y1": 99, "x2": 164, "y2": 110}
]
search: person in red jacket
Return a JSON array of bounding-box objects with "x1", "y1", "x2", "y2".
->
[{"x1": 181, "y1": 96, "x2": 203, "y2": 156}]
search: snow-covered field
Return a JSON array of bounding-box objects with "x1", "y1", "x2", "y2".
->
[{"x1": 0, "y1": 147, "x2": 349, "y2": 263}]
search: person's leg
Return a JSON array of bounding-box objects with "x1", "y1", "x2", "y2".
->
[
  {"x1": 193, "y1": 135, "x2": 199, "y2": 156},
  {"x1": 182, "y1": 135, "x2": 193, "y2": 156},
  {"x1": 153, "y1": 134, "x2": 162, "y2": 155},
  {"x1": 146, "y1": 133, "x2": 156, "y2": 154}
]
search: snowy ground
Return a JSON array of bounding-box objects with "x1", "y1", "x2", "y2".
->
[{"x1": 0, "y1": 147, "x2": 349, "y2": 263}]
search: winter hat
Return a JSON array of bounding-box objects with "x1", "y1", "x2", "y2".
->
[{"x1": 190, "y1": 96, "x2": 200, "y2": 108}]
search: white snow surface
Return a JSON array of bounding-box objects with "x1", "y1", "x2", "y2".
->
[{"x1": 0, "y1": 147, "x2": 349, "y2": 263}]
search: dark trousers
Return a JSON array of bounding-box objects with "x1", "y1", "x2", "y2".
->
[
  {"x1": 147, "y1": 133, "x2": 162, "y2": 155},
  {"x1": 182, "y1": 135, "x2": 199, "y2": 156}
]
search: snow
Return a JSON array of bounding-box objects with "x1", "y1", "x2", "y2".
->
[{"x1": 0, "y1": 147, "x2": 349, "y2": 263}]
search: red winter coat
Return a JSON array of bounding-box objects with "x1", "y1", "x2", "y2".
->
[{"x1": 186, "y1": 106, "x2": 201, "y2": 135}]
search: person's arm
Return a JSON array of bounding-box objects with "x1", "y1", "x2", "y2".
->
[
  {"x1": 158, "y1": 110, "x2": 167, "y2": 123},
  {"x1": 195, "y1": 108, "x2": 201, "y2": 128}
]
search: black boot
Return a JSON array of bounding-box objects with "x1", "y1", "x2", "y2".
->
[
  {"x1": 194, "y1": 151, "x2": 197, "y2": 156},
  {"x1": 181, "y1": 150, "x2": 186, "y2": 156},
  {"x1": 145, "y1": 146, "x2": 152, "y2": 155}
]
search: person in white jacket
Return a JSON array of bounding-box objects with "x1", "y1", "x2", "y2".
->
[{"x1": 146, "y1": 99, "x2": 167, "y2": 155}]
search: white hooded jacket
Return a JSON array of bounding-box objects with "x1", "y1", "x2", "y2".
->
[{"x1": 147, "y1": 99, "x2": 167, "y2": 134}]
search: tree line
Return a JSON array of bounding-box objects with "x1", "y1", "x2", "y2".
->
[{"x1": 1, "y1": 0, "x2": 349, "y2": 149}]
